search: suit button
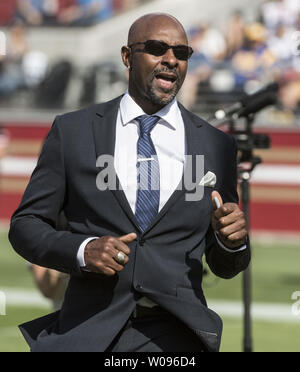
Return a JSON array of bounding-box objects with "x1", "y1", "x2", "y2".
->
[
  {"x1": 139, "y1": 238, "x2": 145, "y2": 246},
  {"x1": 136, "y1": 284, "x2": 143, "y2": 290}
]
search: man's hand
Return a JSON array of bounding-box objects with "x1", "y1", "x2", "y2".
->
[
  {"x1": 211, "y1": 191, "x2": 247, "y2": 249},
  {"x1": 84, "y1": 233, "x2": 137, "y2": 276}
]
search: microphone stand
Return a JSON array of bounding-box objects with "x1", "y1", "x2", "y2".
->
[
  {"x1": 236, "y1": 114, "x2": 263, "y2": 353},
  {"x1": 216, "y1": 113, "x2": 271, "y2": 353},
  {"x1": 240, "y1": 172, "x2": 252, "y2": 352},
  {"x1": 211, "y1": 83, "x2": 277, "y2": 350}
]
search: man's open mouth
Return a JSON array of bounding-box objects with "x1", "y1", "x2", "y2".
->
[{"x1": 155, "y1": 72, "x2": 178, "y2": 90}]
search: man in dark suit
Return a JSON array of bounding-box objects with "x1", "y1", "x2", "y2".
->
[{"x1": 9, "y1": 13, "x2": 250, "y2": 352}]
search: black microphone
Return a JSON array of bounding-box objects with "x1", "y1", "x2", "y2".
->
[
  {"x1": 240, "y1": 82, "x2": 279, "y2": 106},
  {"x1": 213, "y1": 83, "x2": 279, "y2": 120},
  {"x1": 238, "y1": 92, "x2": 278, "y2": 117}
]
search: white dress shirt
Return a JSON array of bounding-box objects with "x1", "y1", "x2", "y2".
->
[
  {"x1": 115, "y1": 92, "x2": 186, "y2": 213},
  {"x1": 77, "y1": 92, "x2": 246, "y2": 268}
]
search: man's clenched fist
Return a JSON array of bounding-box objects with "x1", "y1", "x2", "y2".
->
[
  {"x1": 84, "y1": 233, "x2": 137, "y2": 276},
  {"x1": 211, "y1": 191, "x2": 247, "y2": 249}
]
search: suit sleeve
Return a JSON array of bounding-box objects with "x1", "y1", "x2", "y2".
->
[
  {"x1": 9, "y1": 116, "x2": 90, "y2": 275},
  {"x1": 205, "y1": 136, "x2": 251, "y2": 279}
]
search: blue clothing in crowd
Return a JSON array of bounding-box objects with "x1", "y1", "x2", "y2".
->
[{"x1": 78, "y1": 0, "x2": 113, "y2": 22}]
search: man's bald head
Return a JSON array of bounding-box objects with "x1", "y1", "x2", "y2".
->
[{"x1": 127, "y1": 13, "x2": 188, "y2": 45}]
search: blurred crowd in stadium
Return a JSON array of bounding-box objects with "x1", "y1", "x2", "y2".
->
[
  {"x1": 0, "y1": 0, "x2": 300, "y2": 126},
  {"x1": 0, "y1": 0, "x2": 146, "y2": 27},
  {"x1": 180, "y1": 0, "x2": 300, "y2": 125}
]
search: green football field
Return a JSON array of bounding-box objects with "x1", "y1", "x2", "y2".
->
[{"x1": 1, "y1": 230, "x2": 300, "y2": 352}]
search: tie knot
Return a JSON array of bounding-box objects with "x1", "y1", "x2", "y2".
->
[{"x1": 137, "y1": 115, "x2": 160, "y2": 136}]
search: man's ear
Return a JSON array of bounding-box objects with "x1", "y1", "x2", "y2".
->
[{"x1": 121, "y1": 46, "x2": 131, "y2": 70}]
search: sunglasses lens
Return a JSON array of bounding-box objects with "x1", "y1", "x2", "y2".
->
[
  {"x1": 173, "y1": 46, "x2": 191, "y2": 61},
  {"x1": 144, "y1": 41, "x2": 193, "y2": 60},
  {"x1": 145, "y1": 41, "x2": 168, "y2": 56}
]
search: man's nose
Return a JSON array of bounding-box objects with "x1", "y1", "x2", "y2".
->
[{"x1": 161, "y1": 48, "x2": 178, "y2": 68}]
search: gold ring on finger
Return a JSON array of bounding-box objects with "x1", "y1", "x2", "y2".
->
[{"x1": 115, "y1": 251, "x2": 125, "y2": 265}]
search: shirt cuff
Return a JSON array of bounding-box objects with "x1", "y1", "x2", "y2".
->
[
  {"x1": 77, "y1": 237, "x2": 99, "y2": 268},
  {"x1": 214, "y1": 232, "x2": 247, "y2": 253}
]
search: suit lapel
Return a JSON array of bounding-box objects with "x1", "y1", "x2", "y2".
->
[
  {"x1": 92, "y1": 96, "x2": 141, "y2": 231},
  {"x1": 180, "y1": 104, "x2": 212, "y2": 185}
]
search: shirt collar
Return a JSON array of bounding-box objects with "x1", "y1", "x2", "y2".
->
[{"x1": 120, "y1": 91, "x2": 181, "y2": 130}]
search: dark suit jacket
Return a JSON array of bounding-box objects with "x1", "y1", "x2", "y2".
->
[{"x1": 9, "y1": 96, "x2": 250, "y2": 352}]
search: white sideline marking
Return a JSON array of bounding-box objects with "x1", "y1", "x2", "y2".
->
[
  {"x1": 0, "y1": 157, "x2": 37, "y2": 177},
  {"x1": 251, "y1": 165, "x2": 300, "y2": 185},
  {"x1": 1, "y1": 288, "x2": 50, "y2": 309},
  {"x1": 209, "y1": 300, "x2": 300, "y2": 324},
  {"x1": 2, "y1": 157, "x2": 300, "y2": 186},
  {"x1": 1, "y1": 288, "x2": 300, "y2": 323}
]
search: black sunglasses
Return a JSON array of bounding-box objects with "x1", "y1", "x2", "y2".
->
[{"x1": 128, "y1": 40, "x2": 193, "y2": 61}]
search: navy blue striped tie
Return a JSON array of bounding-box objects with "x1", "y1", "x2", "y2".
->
[{"x1": 135, "y1": 115, "x2": 160, "y2": 232}]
